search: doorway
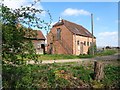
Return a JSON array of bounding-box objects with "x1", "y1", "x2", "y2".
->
[{"x1": 41, "y1": 44, "x2": 45, "y2": 54}]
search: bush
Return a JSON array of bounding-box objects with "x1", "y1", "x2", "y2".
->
[
  {"x1": 2, "y1": 64, "x2": 36, "y2": 89},
  {"x1": 88, "y1": 44, "x2": 97, "y2": 55}
]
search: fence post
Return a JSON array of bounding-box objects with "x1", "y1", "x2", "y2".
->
[{"x1": 94, "y1": 61, "x2": 104, "y2": 81}]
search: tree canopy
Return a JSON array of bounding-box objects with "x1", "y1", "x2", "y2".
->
[
  {"x1": 2, "y1": 0, "x2": 52, "y2": 88},
  {"x1": 2, "y1": 0, "x2": 52, "y2": 65}
]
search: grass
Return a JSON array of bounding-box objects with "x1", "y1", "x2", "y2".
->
[
  {"x1": 37, "y1": 49, "x2": 117, "y2": 60},
  {"x1": 38, "y1": 54, "x2": 79, "y2": 60},
  {"x1": 3, "y1": 61, "x2": 120, "y2": 88},
  {"x1": 96, "y1": 49, "x2": 117, "y2": 56},
  {"x1": 38, "y1": 54, "x2": 95, "y2": 60},
  {"x1": 16, "y1": 49, "x2": 117, "y2": 61}
]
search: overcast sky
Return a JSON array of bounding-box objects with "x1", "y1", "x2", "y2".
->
[{"x1": 3, "y1": 0, "x2": 119, "y2": 47}]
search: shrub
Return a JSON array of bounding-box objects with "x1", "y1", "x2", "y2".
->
[{"x1": 88, "y1": 44, "x2": 97, "y2": 55}]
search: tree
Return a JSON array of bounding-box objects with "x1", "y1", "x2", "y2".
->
[
  {"x1": 2, "y1": 0, "x2": 52, "y2": 88},
  {"x1": 2, "y1": 0, "x2": 52, "y2": 65}
]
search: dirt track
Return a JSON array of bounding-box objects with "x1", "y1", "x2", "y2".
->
[{"x1": 27, "y1": 53, "x2": 120, "y2": 64}]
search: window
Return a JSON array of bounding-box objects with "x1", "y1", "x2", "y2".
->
[
  {"x1": 57, "y1": 28, "x2": 61, "y2": 40},
  {"x1": 84, "y1": 41, "x2": 86, "y2": 46},
  {"x1": 77, "y1": 40, "x2": 80, "y2": 45},
  {"x1": 90, "y1": 42, "x2": 92, "y2": 46},
  {"x1": 87, "y1": 42, "x2": 89, "y2": 46}
]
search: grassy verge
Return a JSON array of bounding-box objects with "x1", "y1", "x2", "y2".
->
[
  {"x1": 38, "y1": 54, "x2": 95, "y2": 60},
  {"x1": 38, "y1": 54, "x2": 79, "y2": 60},
  {"x1": 16, "y1": 49, "x2": 117, "y2": 61},
  {"x1": 37, "y1": 49, "x2": 117, "y2": 60}
]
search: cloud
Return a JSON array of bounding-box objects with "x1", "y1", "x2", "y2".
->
[
  {"x1": 2, "y1": 0, "x2": 43, "y2": 10},
  {"x1": 3, "y1": 0, "x2": 28, "y2": 9},
  {"x1": 3, "y1": 0, "x2": 45, "y2": 16},
  {"x1": 97, "y1": 31, "x2": 118, "y2": 47},
  {"x1": 98, "y1": 31, "x2": 117, "y2": 37},
  {"x1": 61, "y1": 8, "x2": 90, "y2": 16},
  {"x1": 96, "y1": 17, "x2": 100, "y2": 21}
]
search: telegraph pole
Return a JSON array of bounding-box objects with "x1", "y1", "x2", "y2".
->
[{"x1": 91, "y1": 13, "x2": 94, "y2": 55}]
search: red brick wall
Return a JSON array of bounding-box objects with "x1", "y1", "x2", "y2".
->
[{"x1": 47, "y1": 25, "x2": 73, "y2": 54}]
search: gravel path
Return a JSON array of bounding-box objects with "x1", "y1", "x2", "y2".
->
[
  {"x1": 27, "y1": 53, "x2": 120, "y2": 64},
  {"x1": 27, "y1": 58, "x2": 93, "y2": 64}
]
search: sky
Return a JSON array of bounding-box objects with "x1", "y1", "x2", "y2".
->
[{"x1": 3, "y1": 0, "x2": 119, "y2": 47}]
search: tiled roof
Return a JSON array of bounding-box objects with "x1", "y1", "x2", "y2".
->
[
  {"x1": 35, "y1": 30, "x2": 45, "y2": 40},
  {"x1": 53, "y1": 19, "x2": 95, "y2": 38},
  {"x1": 25, "y1": 29, "x2": 45, "y2": 40}
]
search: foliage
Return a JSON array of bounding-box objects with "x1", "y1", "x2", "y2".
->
[
  {"x1": 38, "y1": 54, "x2": 94, "y2": 60},
  {"x1": 88, "y1": 44, "x2": 97, "y2": 55},
  {"x1": 3, "y1": 61, "x2": 120, "y2": 88},
  {"x1": 2, "y1": 0, "x2": 52, "y2": 65},
  {"x1": 38, "y1": 54, "x2": 79, "y2": 60},
  {"x1": 2, "y1": 64, "x2": 35, "y2": 89},
  {"x1": 2, "y1": 0, "x2": 119, "y2": 89},
  {"x1": 90, "y1": 80, "x2": 104, "y2": 88},
  {"x1": 78, "y1": 54, "x2": 94, "y2": 58},
  {"x1": 2, "y1": 0, "x2": 52, "y2": 89},
  {"x1": 37, "y1": 49, "x2": 117, "y2": 61},
  {"x1": 102, "y1": 65, "x2": 120, "y2": 88},
  {"x1": 71, "y1": 65, "x2": 93, "y2": 84},
  {"x1": 96, "y1": 50, "x2": 117, "y2": 56}
]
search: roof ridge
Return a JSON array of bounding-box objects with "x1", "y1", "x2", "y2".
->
[{"x1": 62, "y1": 19, "x2": 82, "y2": 27}]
